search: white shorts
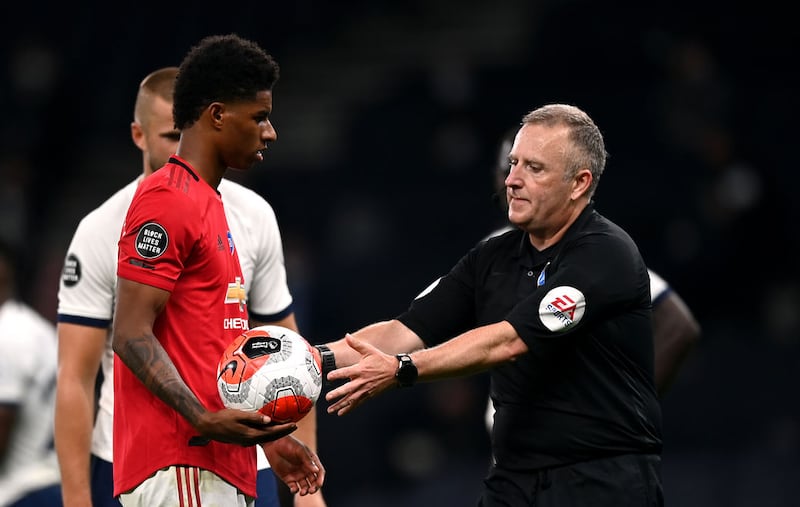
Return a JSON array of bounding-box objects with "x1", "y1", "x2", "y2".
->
[{"x1": 119, "y1": 466, "x2": 254, "y2": 507}]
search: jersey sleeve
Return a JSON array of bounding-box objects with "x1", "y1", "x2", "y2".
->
[
  {"x1": 0, "y1": 308, "x2": 37, "y2": 403},
  {"x1": 245, "y1": 201, "x2": 293, "y2": 320},
  {"x1": 0, "y1": 343, "x2": 28, "y2": 404},
  {"x1": 505, "y1": 233, "x2": 650, "y2": 349},
  {"x1": 117, "y1": 185, "x2": 200, "y2": 292},
  {"x1": 57, "y1": 214, "x2": 118, "y2": 326},
  {"x1": 396, "y1": 248, "x2": 479, "y2": 346}
]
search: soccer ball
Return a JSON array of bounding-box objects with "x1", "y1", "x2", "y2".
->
[{"x1": 217, "y1": 325, "x2": 322, "y2": 423}]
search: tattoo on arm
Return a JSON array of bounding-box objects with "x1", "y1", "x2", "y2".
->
[{"x1": 120, "y1": 332, "x2": 206, "y2": 426}]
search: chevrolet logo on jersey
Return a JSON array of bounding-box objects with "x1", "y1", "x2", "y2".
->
[{"x1": 225, "y1": 277, "x2": 247, "y2": 311}]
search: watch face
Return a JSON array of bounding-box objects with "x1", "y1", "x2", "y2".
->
[{"x1": 396, "y1": 355, "x2": 418, "y2": 387}]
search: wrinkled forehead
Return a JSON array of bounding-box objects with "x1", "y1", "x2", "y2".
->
[{"x1": 511, "y1": 123, "x2": 572, "y2": 163}]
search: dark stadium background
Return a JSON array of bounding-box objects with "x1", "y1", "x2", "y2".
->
[{"x1": 3, "y1": 1, "x2": 797, "y2": 505}]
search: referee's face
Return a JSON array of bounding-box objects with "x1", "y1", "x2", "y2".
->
[{"x1": 505, "y1": 123, "x2": 576, "y2": 236}]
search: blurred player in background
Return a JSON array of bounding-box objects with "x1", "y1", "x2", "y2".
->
[
  {"x1": 482, "y1": 127, "x2": 701, "y2": 430},
  {"x1": 56, "y1": 64, "x2": 325, "y2": 506},
  {"x1": 0, "y1": 239, "x2": 63, "y2": 506}
]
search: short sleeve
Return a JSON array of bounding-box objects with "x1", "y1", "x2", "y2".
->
[
  {"x1": 57, "y1": 215, "x2": 118, "y2": 323},
  {"x1": 117, "y1": 185, "x2": 200, "y2": 292}
]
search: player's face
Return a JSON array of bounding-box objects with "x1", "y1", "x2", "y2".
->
[
  {"x1": 221, "y1": 90, "x2": 277, "y2": 171},
  {"x1": 505, "y1": 123, "x2": 576, "y2": 234},
  {"x1": 142, "y1": 95, "x2": 180, "y2": 175}
]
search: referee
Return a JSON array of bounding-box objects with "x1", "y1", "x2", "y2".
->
[{"x1": 319, "y1": 103, "x2": 664, "y2": 506}]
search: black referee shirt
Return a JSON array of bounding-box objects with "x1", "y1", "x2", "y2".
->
[{"x1": 397, "y1": 204, "x2": 663, "y2": 471}]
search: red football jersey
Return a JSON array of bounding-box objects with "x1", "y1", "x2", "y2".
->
[{"x1": 114, "y1": 156, "x2": 255, "y2": 497}]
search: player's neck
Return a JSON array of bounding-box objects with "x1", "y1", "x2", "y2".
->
[{"x1": 175, "y1": 145, "x2": 227, "y2": 189}]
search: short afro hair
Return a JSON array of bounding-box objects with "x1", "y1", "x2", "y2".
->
[{"x1": 174, "y1": 34, "x2": 280, "y2": 130}]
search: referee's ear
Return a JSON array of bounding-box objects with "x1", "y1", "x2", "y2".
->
[{"x1": 570, "y1": 169, "x2": 592, "y2": 201}]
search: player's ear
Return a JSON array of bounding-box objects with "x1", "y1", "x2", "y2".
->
[
  {"x1": 208, "y1": 103, "x2": 224, "y2": 126},
  {"x1": 131, "y1": 121, "x2": 146, "y2": 151}
]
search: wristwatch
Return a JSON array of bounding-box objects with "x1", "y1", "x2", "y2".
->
[
  {"x1": 395, "y1": 353, "x2": 418, "y2": 388},
  {"x1": 314, "y1": 344, "x2": 337, "y2": 382}
]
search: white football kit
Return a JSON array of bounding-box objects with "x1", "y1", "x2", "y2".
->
[
  {"x1": 0, "y1": 300, "x2": 61, "y2": 505},
  {"x1": 57, "y1": 176, "x2": 293, "y2": 471}
]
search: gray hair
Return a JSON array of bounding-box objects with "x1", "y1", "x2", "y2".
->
[{"x1": 522, "y1": 104, "x2": 607, "y2": 200}]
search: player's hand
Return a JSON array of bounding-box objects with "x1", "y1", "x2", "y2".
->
[
  {"x1": 295, "y1": 490, "x2": 328, "y2": 506},
  {"x1": 194, "y1": 408, "x2": 297, "y2": 446},
  {"x1": 325, "y1": 334, "x2": 396, "y2": 415},
  {"x1": 262, "y1": 435, "x2": 325, "y2": 497}
]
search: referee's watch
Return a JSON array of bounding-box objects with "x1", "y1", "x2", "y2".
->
[{"x1": 395, "y1": 353, "x2": 418, "y2": 388}]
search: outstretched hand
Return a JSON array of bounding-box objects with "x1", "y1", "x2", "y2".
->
[
  {"x1": 194, "y1": 408, "x2": 297, "y2": 446},
  {"x1": 263, "y1": 435, "x2": 325, "y2": 497},
  {"x1": 325, "y1": 334, "x2": 397, "y2": 415}
]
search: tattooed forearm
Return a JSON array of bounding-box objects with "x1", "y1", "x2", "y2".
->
[{"x1": 118, "y1": 332, "x2": 206, "y2": 426}]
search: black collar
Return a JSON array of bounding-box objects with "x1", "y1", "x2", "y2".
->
[
  {"x1": 515, "y1": 203, "x2": 596, "y2": 270},
  {"x1": 168, "y1": 156, "x2": 200, "y2": 182}
]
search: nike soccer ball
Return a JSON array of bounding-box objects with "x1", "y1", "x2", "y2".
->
[{"x1": 217, "y1": 325, "x2": 322, "y2": 423}]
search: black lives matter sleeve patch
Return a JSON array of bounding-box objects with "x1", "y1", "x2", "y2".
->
[
  {"x1": 135, "y1": 222, "x2": 169, "y2": 259},
  {"x1": 61, "y1": 253, "x2": 81, "y2": 287}
]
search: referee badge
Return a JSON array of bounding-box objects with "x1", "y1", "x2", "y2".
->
[{"x1": 537, "y1": 261, "x2": 551, "y2": 287}]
